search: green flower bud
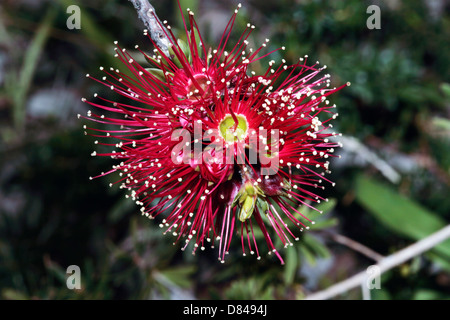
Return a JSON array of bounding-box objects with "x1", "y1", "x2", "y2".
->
[
  {"x1": 145, "y1": 68, "x2": 169, "y2": 82},
  {"x1": 219, "y1": 114, "x2": 248, "y2": 143},
  {"x1": 257, "y1": 197, "x2": 269, "y2": 213},
  {"x1": 239, "y1": 195, "x2": 256, "y2": 222},
  {"x1": 244, "y1": 181, "x2": 256, "y2": 196}
]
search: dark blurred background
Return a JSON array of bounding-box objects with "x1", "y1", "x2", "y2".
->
[{"x1": 0, "y1": 0, "x2": 449, "y2": 300}]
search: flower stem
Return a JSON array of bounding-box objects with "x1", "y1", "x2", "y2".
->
[
  {"x1": 305, "y1": 224, "x2": 450, "y2": 300},
  {"x1": 128, "y1": 0, "x2": 173, "y2": 56}
]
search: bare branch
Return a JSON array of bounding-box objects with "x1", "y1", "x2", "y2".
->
[
  {"x1": 128, "y1": 0, "x2": 173, "y2": 56},
  {"x1": 324, "y1": 231, "x2": 385, "y2": 262},
  {"x1": 305, "y1": 224, "x2": 450, "y2": 300},
  {"x1": 336, "y1": 135, "x2": 401, "y2": 184}
]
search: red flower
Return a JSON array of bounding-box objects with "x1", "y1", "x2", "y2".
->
[{"x1": 80, "y1": 4, "x2": 348, "y2": 264}]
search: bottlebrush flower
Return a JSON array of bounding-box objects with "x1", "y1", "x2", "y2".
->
[{"x1": 80, "y1": 3, "x2": 348, "y2": 264}]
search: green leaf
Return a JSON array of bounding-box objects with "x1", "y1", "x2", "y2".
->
[
  {"x1": 413, "y1": 289, "x2": 450, "y2": 300},
  {"x1": 355, "y1": 174, "x2": 450, "y2": 259},
  {"x1": 189, "y1": 26, "x2": 202, "y2": 59},
  {"x1": 310, "y1": 217, "x2": 339, "y2": 230},
  {"x1": 168, "y1": 43, "x2": 184, "y2": 68},
  {"x1": 224, "y1": 277, "x2": 274, "y2": 300},
  {"x1": 144, "y1": 53, "x2": 169, "y2": 69},
  {"x1": 303, "y1": 198, "x2": 339, "y2": 230},
  {"x1": 316, "y1": 198, "x2": 338, "y2": 215},
  {"x1": 371, "y1": 288, "x2": 391, "y2": 300},
  {"x1": 283, "y1": 247, "x2": 298, "y2": 285},
  {"x1": 145, "y1": 68, "x2": 168, "y2": 82},
  {"x1": 440, "y1": 83, "x2": 450, "y2": 100},
  {"x1": 432, "y1": 117, "x2": 450, "y2": 132},
  {"x1": 426, "y1": 252, "x2": 450, "y2": 271},
  {"x1": 177, "y1": 39, "x2": 191, "y2": 62},
  {"x1": 12, "y1": 8, "x2": 56, "y2": 130},
  {"x1": 298, "y1": 242, "x2": 316, "y2": 265},
  {"x1": 302, "y1": 234, "x2": 331, "y2": 259},
  {"x1": 158, "y1": 265, "x2": 196, "y2": 288},
  {"x1": 169, "y1": 39, "x2": 191, "y2": 68},
  {"x1": 43, "y1": 256, "x2": 68, "y2": 284},
  {"x1": 2, "y1": 288, "x2": 29, "y2": 300}
]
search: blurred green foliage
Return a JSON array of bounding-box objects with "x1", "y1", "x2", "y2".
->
[{"x1": 0, "y1": 0, "x2": 449, "y2": 300}]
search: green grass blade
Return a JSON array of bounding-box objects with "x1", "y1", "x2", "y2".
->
[
  {"x1": 13, "y1": 8, "x2": 56, "y2": 130},
  {"x1": 355, "y1": 174, "x2": 450, "y2": 259}
]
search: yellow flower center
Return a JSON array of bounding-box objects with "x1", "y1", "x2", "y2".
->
[{"x1": 219, "y1": 114, "x2": 248, "y2": 143}]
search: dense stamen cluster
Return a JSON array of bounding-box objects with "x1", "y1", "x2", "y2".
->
[{"x1": 80, "y1": 3, "x2": 347, "y2": 264}]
